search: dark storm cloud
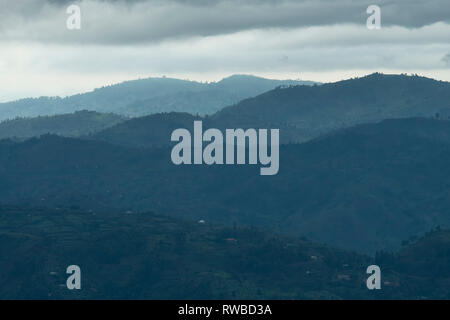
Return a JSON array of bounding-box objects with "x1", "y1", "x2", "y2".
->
[
  {"x1": 443, "y1": 53, "x2": 450, "y2": 66},
  {"x1": 47, "y1": 0, "x2": 450, "y2": 27},
  {"x1": 0, "y1": 0, "x2": 449, "y2": 45}
]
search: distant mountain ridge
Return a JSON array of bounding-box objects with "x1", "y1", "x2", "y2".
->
[
  {"x1": 0, "y1": 75, "x2": 316, "y2": 121},
  {"x1": 5, "y1": 73, "x2": 448, "y2": 145},
  {"x1": 88, "y1": 73, "x2": 450, "y2": 148},
  {"x1": 0, "y1": 110, "x2": 126, "y2": 140},
  {"x1": 212, "y1": 73, "x2": 450, "y2": 143}
]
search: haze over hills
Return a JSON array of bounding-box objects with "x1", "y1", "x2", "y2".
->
[
  {"x1": 0, "y1": 75, "x2": 315, "y2": 122},
  {"x1": 4, "y1": 0, "x2": 450, "y2": 300},
  {"x1": 2, "y1": 73, "x2": 450, "y2": 299},
  {"x1": 0, "y1": 110, "x2": 126, "y2": 140},
  {"x1": 1, "y1": 118, "x2": 450, "y2": 253},
  {"x1": 86, "y1": 73, "x2": 450, "y2": 149},
  {"x1": 3, "y1": 73, "x2": 448, "y2": 145}
]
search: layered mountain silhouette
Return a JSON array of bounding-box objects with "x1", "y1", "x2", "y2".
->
[
  {"x1": 1, "y1": 117, "x2": 450, "y2": 253},
  {"x1": 3, "y1": 73, "x2": 448, "y2": 145},
  {"x1": 2, "y1": 72, "x2": 450, "y2": 299},
  {"x1": 0, "y1": 75, "x2": 315, "y2": 121},
  {"x1": 85, "y1": 73, "x2": 450, "y2": 148}
]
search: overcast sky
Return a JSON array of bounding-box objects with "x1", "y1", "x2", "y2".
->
[{"x1": 1, "y1": 0, "x2": 450, "y2": 102}]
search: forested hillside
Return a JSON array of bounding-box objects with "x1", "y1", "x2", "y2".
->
[
  {"x1": 1, "y1": 118, "x2": 450, "y2": 253},
  {"x1": 1, "y1": 205, "x2": 448, "y2": 299}
]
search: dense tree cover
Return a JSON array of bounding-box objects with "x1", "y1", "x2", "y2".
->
[
  {"x1": 212, "y1": 73, "x2": 450, "y2": 143},
  {"x1": 1, "y1": 118, "x2": 450, "y2": 253},
  {"x1": 0, "y1": 205, "x2": 448, "y2": 299},
  {"x1": 90, "y1": 112, "x2": 201, "y2": 148},
  {"x1": 0, "y1": 75, "x2": 314, "y2": 121},
  {"x1": 0, "y1": 110, "x2": 126, "y2": 140}
]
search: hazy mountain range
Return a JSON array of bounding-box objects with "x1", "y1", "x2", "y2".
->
[
  {"x1": 2, "y1": 72, "x2": 450, "y2": 300},
  {"x1": 0, "y1": 75, "x2": 316, "y2": 122},
  {"x1": 3, "y1": 73, "x2": 448, "y2": 147},
  {"x1": 85, "y1": 73, "x2": 450, "y2": 149},
  {"x1": 0, "y1": 110, "x2": 126, "y2": 140}
]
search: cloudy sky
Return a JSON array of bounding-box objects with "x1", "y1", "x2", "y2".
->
[{"x1": 1, "y1": 0, "x2": 450, "y2": 102}]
